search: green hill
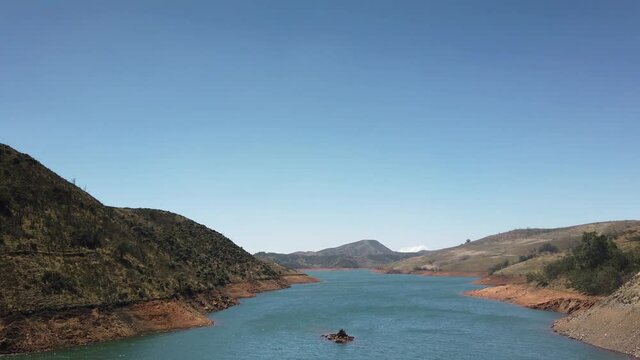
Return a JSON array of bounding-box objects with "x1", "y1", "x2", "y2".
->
[
  {"x1": 0, "y1": 144, "x2": 313, "y2": 353},
  {"x1": 0, "y1": 143, "x2": 287, "y2": 315}
]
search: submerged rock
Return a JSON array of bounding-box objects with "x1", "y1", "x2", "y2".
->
[{"x1": 322, "y1": 329, "x2": 354, "y2": 344}]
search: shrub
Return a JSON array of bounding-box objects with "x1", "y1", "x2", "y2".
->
[
  {"x1": 488, "y1": 259, "x2": 510, "y2": 274},
  {"x1": 538, "y1": 243, "x2": 559, "y2": 253},
  {"x1": 41, "y1": 270, "x2": 77, "y2": 295},
  {"x1": 542, "y1": 232, "x2": 635, "y2": 295},
  {"x1": 115, "y1": 241, "x2": 136, "y2": 260},
  {"x1": 71, "y1": 228, "x2": 103, "y2": 249},
  {"x1": 526, "y1": 272, "x2": 548, "y2": 286},
  {"x1": 592, "y1": 265, "x2": 624, "y2": 294},
  {"x1": 519, "y1": 254, "x2": 535, "y2": 262},
  {"x1": 0, "y1": 186, "x2": 11, "y2": 216}
]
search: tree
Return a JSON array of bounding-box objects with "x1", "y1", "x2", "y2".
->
[
  {"x1": 540, "y1": 232, "x2": 633, "y2": 295},
  {"x1": 572, "y1": 232, "x2": 624, "y2": 270},
  {"x1": 488, "y1": 259, "x2": 510, "y2": 274}
]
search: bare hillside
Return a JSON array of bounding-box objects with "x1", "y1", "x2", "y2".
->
[{"x1": 385, "y1": 221, "x2": 640, "y2": 273}]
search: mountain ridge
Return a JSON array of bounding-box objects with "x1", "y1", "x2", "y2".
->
[
  {"x1": 291, "y1": 239, "x2": 395, "y2": 257},
  {"x1": 255, "y1": 239, "x2": 424, "y2": 269}
]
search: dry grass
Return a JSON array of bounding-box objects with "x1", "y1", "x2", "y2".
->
[{"x1": 386, "y1": 221, "x2": 640, "y2": 273}]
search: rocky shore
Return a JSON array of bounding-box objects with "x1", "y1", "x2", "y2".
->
[
  {"x1": 464, "y1": 274, "x2": 640, "y2": 358},
  {"x1": 464, "y1": 275, "x2": 600, "y2": 314},
  {"x1": 0, "y1": 274, "x2": 318, "y2": 354},
  {"x1": 465, "y1": 283, "x2": 600, "y2": 314},
  {"x1": 553, "y1": 272, "x2": 640, "y2": 358}
]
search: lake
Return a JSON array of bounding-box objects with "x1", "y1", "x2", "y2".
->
[{"x1": 20, "y1": 270, "x2": 627, "y2": 359}]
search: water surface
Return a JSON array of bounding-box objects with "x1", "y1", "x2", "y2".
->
[{"x1": 21, "y1": 270, "x2": 626, "y2": 359}]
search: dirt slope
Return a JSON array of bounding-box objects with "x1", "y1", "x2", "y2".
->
[{"x1": 553, "y1": 272, "x2": 640, "y2": 358}]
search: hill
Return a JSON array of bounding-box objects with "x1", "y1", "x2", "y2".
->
[
  {"x1": 256, "y1": 239, "x2": 424, "y2": 269},
  {"x1": 310, "y1": 239, "x2": 395, "y2": 257},
  {"x1": 0, "y1": 144, "x2": 315, "y2": 353},
  {"x1": 385, "y1": 221, "x2": 640, "y2": 274},
  {"x1": 453, "y1": 226, "x2": 640, "y2": 357}
]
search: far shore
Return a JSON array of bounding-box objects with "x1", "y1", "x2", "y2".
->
[
  {"x1": 296, "y1": 267, "x2": 366, "y2": 271},
  {"x1": 300, "y1": 268, "x2": 599, "y2": 315}
]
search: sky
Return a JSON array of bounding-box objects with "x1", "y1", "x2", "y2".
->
[{"x1": 1, "y1": 0, "x2": 639, "y2": 254}]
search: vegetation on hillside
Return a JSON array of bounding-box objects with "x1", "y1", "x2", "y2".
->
[
  {"x1": 488, "y1": 260, "x2": 511, "y2": 274},
  {"x1": 528, "y1": 232, "x2": 640, "y2": 295},
  {"x1": 386, "y1": 221, "x2": 640, "y2": 273},
  {"x1": 485, "y1": 242, "x2": 563, "y2": 275},
  {"x1": 255, "y1": 251, "x2": 417, "y2": 269},
  {"x1": 0, "y1": 144, "x2": 284, "y2": 316}
]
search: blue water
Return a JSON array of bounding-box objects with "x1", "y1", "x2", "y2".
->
[{"x1": 20, "y1": 270, "x2": 627, "y2": 359}]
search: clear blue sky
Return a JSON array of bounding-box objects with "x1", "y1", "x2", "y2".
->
[{"x1": 1, "y1": 1, "x2": 639, "y2": 253}]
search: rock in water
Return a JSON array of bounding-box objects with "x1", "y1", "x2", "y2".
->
[{"x1": 322, "y1": 329, "x2": 354, "y2": 344}]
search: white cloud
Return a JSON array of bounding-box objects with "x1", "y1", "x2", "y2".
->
[{"x1": 397, "y1": 245, "x2": 429, "y2": 253}]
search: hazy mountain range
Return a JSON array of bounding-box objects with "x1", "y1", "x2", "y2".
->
[
  {"x1": 258, "y1": 222, "x2": 640, "y2": 273},
  {"x1": 255, "y1": 239, "x2": 428, "y2": 269}
]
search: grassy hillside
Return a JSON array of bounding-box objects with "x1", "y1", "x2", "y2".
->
[
  {"x1": 521, "y1": 231, "x2": 640, "y2": 295},
  {"x1": 0, "y1": 144, "x2": 283, "y2": 316},
  {"x1": 386, "y1": 221, "x2": 640, "y2": 273}
]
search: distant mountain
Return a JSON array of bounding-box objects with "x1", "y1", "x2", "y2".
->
[
  {"x1": 384, "y1": 221, "x2": 640, "y2": 273},
  {"x1": 256, "y1": 240, "x2": 425, "y2": 269},
  {"x1": 298, "y1": 239, "x2": 395, "y2": 257}
]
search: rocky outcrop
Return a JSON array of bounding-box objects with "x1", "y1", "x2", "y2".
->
[
  {"x1": 322, "y1": 329, "x2": 354, "y2": 344},
  {"x1": 553, "y1": 272, "x2": 640, "y2": 358},
  {"x1": 530, "y1": 297, "x2": 598, "y2": 314}
]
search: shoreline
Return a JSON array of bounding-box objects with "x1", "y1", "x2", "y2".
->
[
  {"x1": 295, "y1": 267, "x2": 362, "y2": 271},
  {"x1": 373, "y1": 269, "x2": 634, "y2": 358},
  {"x1": 4, "y1": 268, "x2": 633, "y2": 358},
  {"x1": 307, "y1": 269, "x2": 636, "y2": 358},
  {"x1": 376, "y1": 268, "x2": 485, "y2": 277},
  {"x1": 0, "y1": 274, "x2": 319, "y2": 355},
  {"x1": 464, "y1": 282, "x2": 600, "y2": 314},
  {"x1": 460, "y1": 274, "x2": 639, "y2": 359}
]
